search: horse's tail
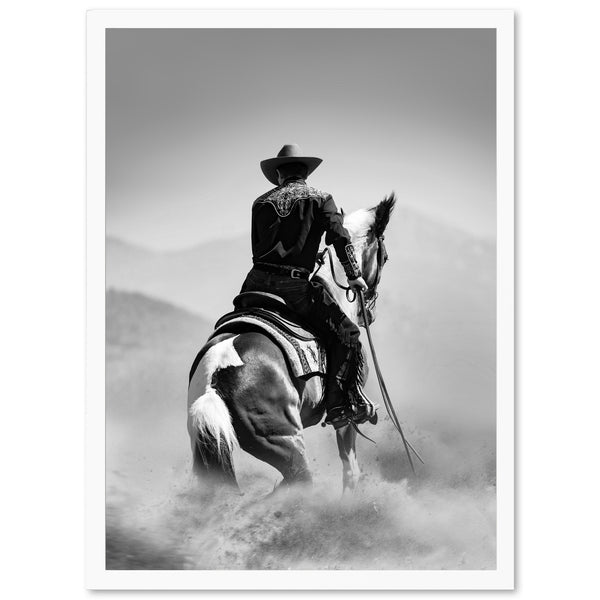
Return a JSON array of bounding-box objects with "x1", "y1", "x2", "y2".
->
[{"x1": 188, "y1": 336, "x2": 243, "y2": 486}]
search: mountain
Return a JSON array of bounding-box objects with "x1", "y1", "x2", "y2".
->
[
  {"x1": 106, "y1": 234, "x2": 251, "y2": 320},
  {"x1": 106, "y1": 206, "x2": 494, "y2": 319},
  {"x1": 105, "y1": 289, "x2": 213, "y2": 417},
  {"x1": 106, "y1": 288, "x2": 211, "y2": 352}
]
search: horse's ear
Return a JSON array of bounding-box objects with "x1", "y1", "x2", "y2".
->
[{"x1": 370, "y1": 193, "x2": 396, "y2": 238}]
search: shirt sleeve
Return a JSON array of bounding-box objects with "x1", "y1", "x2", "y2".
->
[{"x1": 320, "y1": 194, "x2": 362, "y2": 279}]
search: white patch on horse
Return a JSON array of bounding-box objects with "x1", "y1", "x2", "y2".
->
[
  {"x1": 344, "y1": 208, "x2": 375, "y2": 243},
  {"x1": 188, "y1": 337, "x2": 244, "y2": 458},
  {"x1": 342, "y1": 448, "x2": 361, "y2": 490},
  {"x1": 201, "y1": 335, "x2": 245, "y2": 375},
  {"x1": 302, "y1": 376, "x2": 325, "y2": 409}
]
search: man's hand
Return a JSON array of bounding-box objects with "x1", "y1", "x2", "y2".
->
[{"x1": 348, "y1": 276, "x2": 368, "y2": 292}]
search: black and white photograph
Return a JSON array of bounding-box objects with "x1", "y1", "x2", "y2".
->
[
  {"x1": 12, "y1": 1, "x2": 600, "y2": 598},
  {"x1": 86, "y1": 9, "x2": 514, "y2": 590}
]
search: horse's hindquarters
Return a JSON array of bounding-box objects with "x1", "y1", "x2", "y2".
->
[{"x1": 190, "y1": 331, "x2": 319, "y2": 484}]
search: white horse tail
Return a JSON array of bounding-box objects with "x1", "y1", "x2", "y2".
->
[{"x1": 187, "y1": 336, "x2": 243, "y2": 484}]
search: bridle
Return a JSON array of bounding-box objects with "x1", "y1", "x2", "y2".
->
[
  {"x1": 362, "y1": 234, "x2": 388, "y2": 318},
  {"x1": 314, "y1": 235, "x2": 388, "y2": 321}
]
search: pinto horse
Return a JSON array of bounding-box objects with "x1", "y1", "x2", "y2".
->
[{"x1": 187, "y1": 194, "x2": 395, "y2": 491}]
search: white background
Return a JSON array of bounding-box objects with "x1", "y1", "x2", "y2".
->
[{"x1": 1, "y1": 0, "x2": 598, "y2": 598}]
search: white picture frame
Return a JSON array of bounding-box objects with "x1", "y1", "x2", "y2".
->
[{"x1": 87, "y1": 8, "x2": 514, "y2": 590}]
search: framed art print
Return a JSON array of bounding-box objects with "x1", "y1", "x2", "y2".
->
[{"x1": 86, "y1": 9, "x2": 514, "y2": 590}]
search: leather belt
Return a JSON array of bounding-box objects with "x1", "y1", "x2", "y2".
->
[{"x1": 253, "y1": 262, "x2": 310, "y2": 280}]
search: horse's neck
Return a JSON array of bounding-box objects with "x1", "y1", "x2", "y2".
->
[
  {"x1": 317, "y1": 250, "x2": 360, "y2": 324},
  {"x1": 316, "y1": 207, "x2": 373, "y2": 324}
]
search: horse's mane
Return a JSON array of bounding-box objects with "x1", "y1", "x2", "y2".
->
[{"x1": 343, "y1": 193, "x2": 396, "y2": 242}]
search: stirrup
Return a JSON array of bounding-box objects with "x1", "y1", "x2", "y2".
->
[
  {"x1": 323, "y1": 405, "x2": 353, "y2": 430},
  {"x1": 349, "y1": 387, "x2": 379, "y2": 425},
  {"x1": 323, "y1": 396, "x2": 378, "y2": 429}
]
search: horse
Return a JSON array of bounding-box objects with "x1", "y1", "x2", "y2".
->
[{"x1": 187, "y1": 194, "x2": 395, "y2": 492}]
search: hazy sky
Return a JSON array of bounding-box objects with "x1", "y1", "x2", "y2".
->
[{"x1": 106, "y1": 28, "x2": 496, "y2": 250}]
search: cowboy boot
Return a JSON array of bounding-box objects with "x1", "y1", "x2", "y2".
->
[
  {"x1": 336, "y1": 347, "x2": 378, "y2": 425},
  {"x1": 330, "y1": 343, "x2": 379, "y2": 425},
  {"x1": 323, "y1": 348, "x2": 378, "y2": 428},
  {"x1": 322, "y1": 375, "x2": 353, "y2": 429}
]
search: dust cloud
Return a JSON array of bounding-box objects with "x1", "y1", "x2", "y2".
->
[{"x1": 106, "y1": 412, "x2": 496, "y2": 570}]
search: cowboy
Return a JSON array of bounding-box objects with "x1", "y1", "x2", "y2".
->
[{"x1": 240, "y1": 144, "x2": 376, "y2": 428}]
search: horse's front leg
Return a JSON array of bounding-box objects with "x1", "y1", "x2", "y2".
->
[{"x1": 336, "y1": 424, "x2": 360, "y2": 492}]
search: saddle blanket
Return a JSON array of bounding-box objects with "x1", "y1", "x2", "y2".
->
[{"x1": 212, "y1": 310, "x2": 327, "y2": 380}]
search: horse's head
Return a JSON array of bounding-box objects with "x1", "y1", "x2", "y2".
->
[{"x1": 344, "y1": 193, "x2": 396, "y2": 326}]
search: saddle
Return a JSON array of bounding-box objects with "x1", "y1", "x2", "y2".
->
[{"x1": 211, "y1": 292, "x2": 327, "y2": 380}]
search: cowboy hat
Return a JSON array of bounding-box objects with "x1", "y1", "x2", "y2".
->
[{"x1": 260, "y1": 144, "x2": 322, "y2": 185}]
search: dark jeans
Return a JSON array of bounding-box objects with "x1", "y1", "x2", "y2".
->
[{"x1": 240, "y1": 267, "x2": 362, "y2": 403}]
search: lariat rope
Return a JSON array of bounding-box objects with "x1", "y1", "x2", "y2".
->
[{"x1": 357, "y1": 290, "x2": 425, "y2": 474}]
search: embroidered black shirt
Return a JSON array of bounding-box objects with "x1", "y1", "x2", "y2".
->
[{"x1": 251, "y1": 178, "x2": 361, "y2": 279}]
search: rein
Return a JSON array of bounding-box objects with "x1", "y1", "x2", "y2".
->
[
  {"x1": 314, "y1": 247, "x2": 356, "y2": 302},
  {"x1": 314, "y1": 236, "x2": 385, "y2": 309},
  {"x1": 357, "y1": 290, "x2": 424, "y2": 474}
]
